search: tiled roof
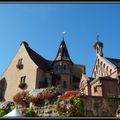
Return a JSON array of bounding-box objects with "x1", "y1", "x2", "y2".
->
[
  {"x1": 23, "y1": 42, "x2": 52, "y2": 71},
  {"x1": 105, "y1": 57, "x2": 120, "y2": 68},
  {"x1": 55, "y1": 39, "x2": 73, "y2": 63},
  {"x1": 22, "y1": 41, "x2": 85, "y2": 78},
  {"x1": 99, "y1": 76, "x2": 116, "y2": 80}
]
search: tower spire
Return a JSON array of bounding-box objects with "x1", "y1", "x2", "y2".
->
[
  {"x1": 93, "y1": 35, "x2": 103, "y2": 57},
  {"x1": 54, "y1": 33, "x2": 73, "y2": 64}
]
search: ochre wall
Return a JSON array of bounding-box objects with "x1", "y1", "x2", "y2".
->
[{"x1": 1, "y1": 44, "x2": 38, "y2": 101}]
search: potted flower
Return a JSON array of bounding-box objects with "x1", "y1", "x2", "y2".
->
[
  {"x1": 13, "y1": 91, "x2": 31, "y2": 108},
  {"x1": 18, "y1": 83, "x2": 27, "y2": 89},
  {"x1": 16, "y1": 64, "x2": 23, "y2": 69}
]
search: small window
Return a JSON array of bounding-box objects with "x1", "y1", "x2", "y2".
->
[
  {"x1": 57, "y1": 65, "x2": 60, "y2": 72},
  {"x1": 64, "y1": 65, "x2": 66, "y2": 70},
  {"x1": 110, "y1": 69, "x2": 112, "y2": 74},
  {"x1": 103, "y1": 64, "x2": 105, "y2": 68},
  {"x1": 18, "y1": 58, "x2": 23, "y2": 65},
  {"x1": 98, "y1": 59, "x2": 100, "y2": 65},
  {"x1": 94, "y1": 86, "x2": 97, "y2": 93},
  {"x1": 20, "y1": 76, "x2": 26, "y2": 83},
  {"x1": 63, "y1": 81, "x2": 67, "y2": 88},
  {"x1": 97, "y1": 47, "x2": 99, "y2": 54}
]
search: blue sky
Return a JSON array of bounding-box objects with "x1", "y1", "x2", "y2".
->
[{"x1": 0, "y1": 3, "x2": 120, "y2": 77}]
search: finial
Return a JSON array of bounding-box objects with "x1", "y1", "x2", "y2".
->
[
  {"x1": 62, "y1": 31, "x2": 66, "y2": 40},
  {"x1": 96, "y1": 35, "x2": 99, "y2": 41}
]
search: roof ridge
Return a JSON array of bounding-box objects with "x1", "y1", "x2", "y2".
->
[{"x1": 105, "y1": 57, "x2": 120, "y2": 60}]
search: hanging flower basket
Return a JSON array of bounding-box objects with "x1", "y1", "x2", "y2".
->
[
  {"x1": 18, "y1": 83, "x2": 27, "y2": 89},
  {"x1": 13, "y1": 91, "x2": 31, "y2": 106},
  {"x1": 16, "y1": 64, "x2": 23, "y2": 69}
]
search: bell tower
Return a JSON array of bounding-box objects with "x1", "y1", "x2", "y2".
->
[{"x1": 93, "y1": 35, "x2": 103, "y2": 57}]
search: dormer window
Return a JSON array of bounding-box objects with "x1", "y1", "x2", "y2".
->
[{"x1": 16, "y1": 58, "x2": 23, "y2": 69}]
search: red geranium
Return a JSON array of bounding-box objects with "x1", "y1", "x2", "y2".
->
[{"x1": 59, "y1": 91, "x2": 80, "y2": 101}]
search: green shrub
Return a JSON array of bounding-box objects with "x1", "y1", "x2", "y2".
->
[
  {"x1": 0, "y1": 109, "x2": 7, "y2": 117},
  {"x1": 23, "y1": 108, "x2": 36, "y2": 117},
  {"x1": 73, "y1": 98, "x2": 84, "y2": 116}
]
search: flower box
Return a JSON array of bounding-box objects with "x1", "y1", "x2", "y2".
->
[
  {"x1": 16, "y1": 64, "x2": 23, "y2": 69},
  {"x1": 18, "y1": 83, "x2": 27, "y2": 89}
]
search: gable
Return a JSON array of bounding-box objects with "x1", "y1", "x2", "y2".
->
[{"x1": 91, "y1": 55, "x2": 117, "y2": 79}]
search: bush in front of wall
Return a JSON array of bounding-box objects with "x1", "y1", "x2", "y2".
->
[
  {"x1": 22, "y1": 108, "x2": 37, "y2": 117},
  {"x1": 0, "y1": 108, "x2": 7, "y2": 117}
]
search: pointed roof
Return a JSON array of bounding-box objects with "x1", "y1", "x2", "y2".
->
[
  {"x1": 93, "y1": 35, "x2": 103, "y2": 49},
  {"x1": 54, "y1": 38, "x2": 73, "y2": 63},
  {"x1": 105, "y1": 57, "x2": 120, "y2": 68},
  {"x1": 21, "y1": 41, "x2": 52, "y2": 71}
]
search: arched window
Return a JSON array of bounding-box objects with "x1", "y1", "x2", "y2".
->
[
  {"x1": 63, "y1": 81, "x2": 67, "y2": 88},
  {"x1": 103, "y1": 64, "x2": 105, "y2": 68},
  {"x1": 97, "y1": 47, "x2": 99, "y2": 54},
  {"x1": 98, "y1": 61, "x2": 102, "y2": 76},
  {"x1": 98, "y1": 59, "x2": 100, "y2": 65},
  {"x1": 103, "y1": 64, "x2": 105, "y2": 76},
  {"x1": 110, "y1": 69, "x2": 112, "y2": 74},
  {"x1": 106, "y1": 66, "x2": 109, "y2": 76}
]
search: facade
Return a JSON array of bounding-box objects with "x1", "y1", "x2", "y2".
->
[
  {"x1": 0, "y1": 37, "x2": 85, "y2": 101},
  {"x1": 79, "y1": 38, "x2": 120, "y2": 97}
]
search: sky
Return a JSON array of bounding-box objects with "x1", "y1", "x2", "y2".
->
[{"x1": 0, "y1": 3, "x2": 120, "y2": 77}]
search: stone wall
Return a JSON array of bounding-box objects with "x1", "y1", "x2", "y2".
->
[
  {"x1": 32, "y1": 105, "x2": 58, "y2": 117},
  {"x1": 81, "y1": 96, "x2": 120, "y2": 117}
]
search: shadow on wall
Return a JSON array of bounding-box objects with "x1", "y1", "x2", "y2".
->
[{"x1": 0, "y1": 77, "x2": 7, "y2": 101}]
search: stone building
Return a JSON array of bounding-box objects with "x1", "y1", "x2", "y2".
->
[
  {"x1": 0, "y1": 36, "x2": 85, "y2": 101},
  {"x1": 79, "y1": 37, "x2": 120, "y2": 97}
]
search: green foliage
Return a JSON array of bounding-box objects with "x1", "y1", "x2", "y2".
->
[
  {"x1": 0, "y1": 109, "x2": 7, "y2": 117},
  {"x1": 55, "y1": 97, "x2": 84, "y2": 117},
  {"x1": 23, "y1": 108, "x2": 36, "y2": 117},
  {"x1": 73, "y1": 98, "x2": 84, "y2": 116}
]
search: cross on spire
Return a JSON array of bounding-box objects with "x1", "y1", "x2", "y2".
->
[{"x1": 96, "y1": 35, "x2": 99, "y2": 41}]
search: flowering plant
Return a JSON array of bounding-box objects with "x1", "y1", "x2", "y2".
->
[
  {"x1": 16, "y1": 64, "x2": 23, "y2": 69},
  {"x1": 31, "y1": 86, "x2": 59, "y2": 106},
  {"x1": 58, "y1": 90, "x2": 80, "y2": 101},
  {"x1": 13, "y1": 91, "x2": 31, "y2": 105},
  {"x1": 18, "y1": 83, "x2": 27, "y2": 89},
  {"x1": 55, "y1": 90, "x2": 83, "y2": 117}
]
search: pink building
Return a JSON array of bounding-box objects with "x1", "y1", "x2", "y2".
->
[{"x1": 80, "y1": 37, "x2": 120, "y2": 98}]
